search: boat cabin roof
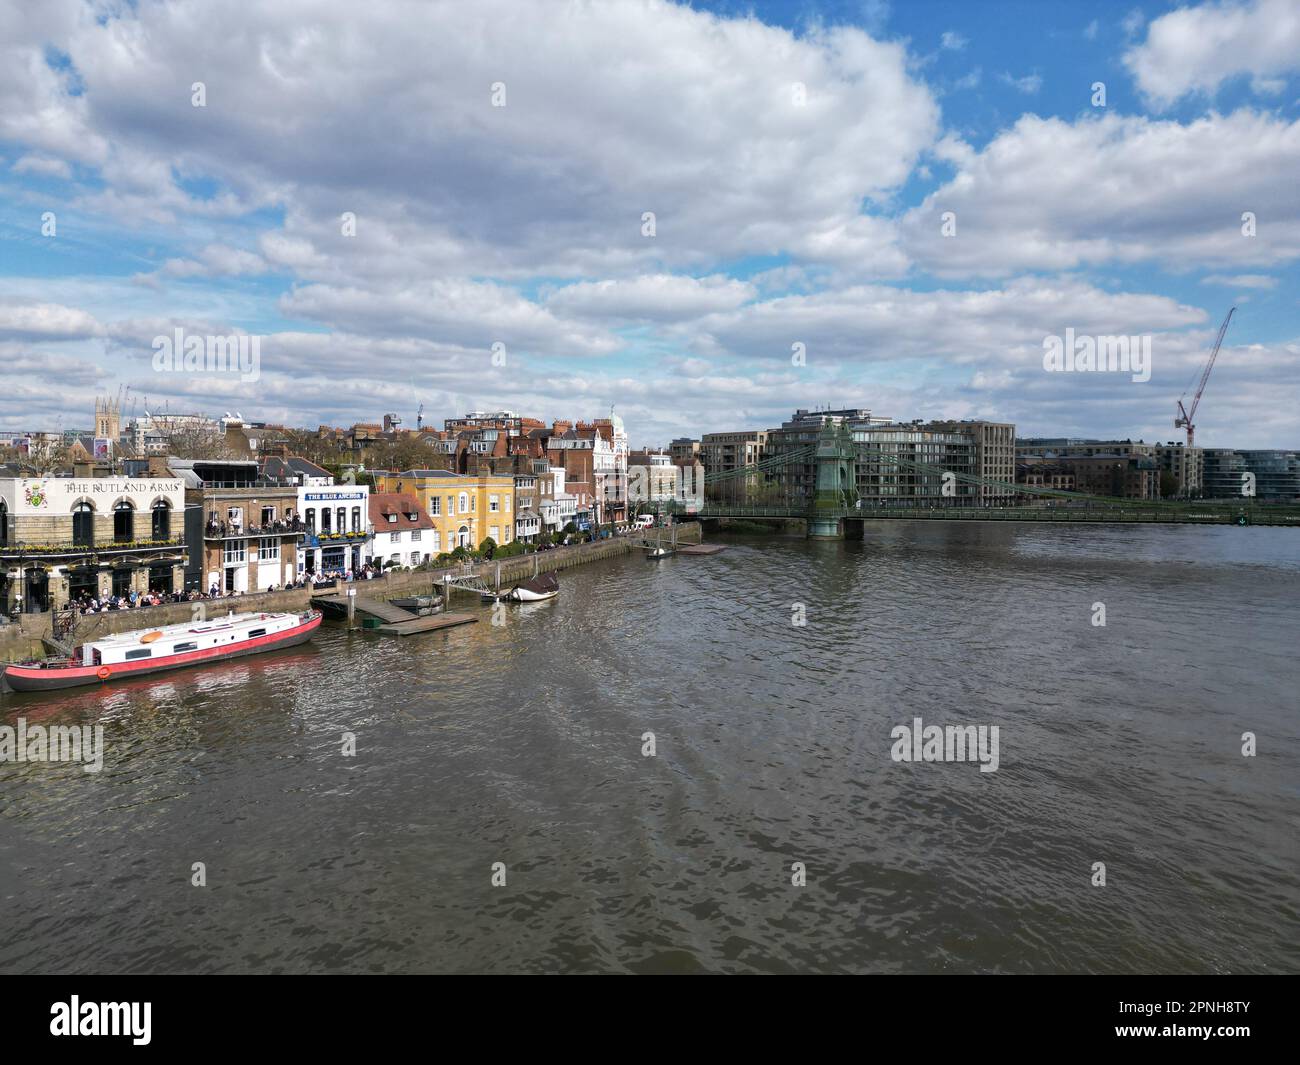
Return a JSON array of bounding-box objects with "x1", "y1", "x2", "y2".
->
[{"x1": 87, "y1": 611, "x2": 295, "y2": 652}]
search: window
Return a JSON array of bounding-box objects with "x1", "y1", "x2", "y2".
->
[
  {"x1": 337, "y1": 507, "x2": 346, "y2": 532},
  {"x1": 389, "y1": 532, "x2": 400, "y2": 543},
  {"x1": 410, "y1": 552, "x2": 420, "y2": 565},
  {"x1": 387, "y1": 514, "x2": 397, "y2": 524},
  {"x1": 411, "y1": 530, "x2": 422, "y2": 541},
  {"x1": 504, "y1": 496, "x2": 510, "y2": 512},
  {"x1": 223, "y1": 539, "x2": 246, "y2": 563},
  {"x1": 172, "y1": 641, "x2": 197, "y2": 653},
  {"x1": 261, "y1": 506, "x2": 275, "y2": 526},
  {"x1": 248, "y1": 628, "x2": 266, "y2": 639},
  {"x1": 113, "y1": 500, "x2": 135, "y2": 543},
  {"x1": 429, "y1": 496, "x2": 441, "y2": 516},
  {"x1": 72, "y1": 502, "x2": 95, "y2": 547},
  {"x1": 320, "y1": 507, "x2": 331, "y2": 533},
  {"x1": 152, "y1": 501, "x2": 172, "y2": 540},
  {"x1": 446, "y1": 495, "x2": 453, "y2": 515},
  {"x1": 489, "y1": 495, "x2": 499, "y2": 512},
  {"x1": 125, "y1": 648, "x2": 152, "y2": 660},
  {"x1": 259, "y1": 537, "x2": 279, "y2": 561},
  {"x1": 458, "y1": 492, "x2": 468, "y2": 514},
  {"x1": 490, "y1": 526, "x2": 499, "y2": 542},
  {"x1": 431, "y1": 530, "x2": 440, "y2": 552},
  {"x1": 352, "y1": 507, "x2": 361, "y2": 532}
]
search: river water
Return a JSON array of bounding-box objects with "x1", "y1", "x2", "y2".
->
[{"x1": 1, "y1": 522, "x2": 1297, "y2": 974}]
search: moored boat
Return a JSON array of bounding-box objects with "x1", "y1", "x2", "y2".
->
[
  {"x1": 509, "y1": 573, "x2": 560, "y2": 602},
  {"x1": 2, "y1": 609, "x2": 322, "y2": 693}
]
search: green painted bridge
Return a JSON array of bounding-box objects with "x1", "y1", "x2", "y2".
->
[
  {"x1": 659, "y1": 423, "x2": 1300, "y2": 536},
  {"x1": 694, "y1": 501, "x2": 1300, "y2": 529}
]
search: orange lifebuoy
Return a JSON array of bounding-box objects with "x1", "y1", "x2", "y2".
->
[{"x1": 96, "y1": 666, "x2": 111, "y2": 681}]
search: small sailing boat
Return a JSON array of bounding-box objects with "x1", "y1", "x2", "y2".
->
[
  {"x1": 510, "y1": 572, "x2": 560, "y2": 602},
  {"x1": 644, "y1": 524, "x2": 676, "y2": 559}
]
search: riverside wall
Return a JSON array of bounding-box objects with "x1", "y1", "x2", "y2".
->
[{"x1": 0, "y1": 524, "x2": 703, "y2": 671}]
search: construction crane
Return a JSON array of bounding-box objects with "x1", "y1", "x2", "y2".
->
[{"x1": 1175, "y1": 306, "x2": 1235, "y2": 449}]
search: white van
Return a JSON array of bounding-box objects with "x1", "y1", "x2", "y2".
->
[{"x1": 632, "y1": 515, "x2": 655, "y2": 529}]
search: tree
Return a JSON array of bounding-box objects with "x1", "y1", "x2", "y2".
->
[{"x1": 478, "y1": 535, "x2": 497, "y2": 558}]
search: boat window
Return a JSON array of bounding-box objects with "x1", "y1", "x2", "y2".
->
[
  {"x1": 172, "y1": 641, "x2": 197, "y2": 653},
  {"x1": 247, "y1": 628, "x2": 266, "y2": 638},
  {"x1": 124, "y1": 649, "x2": 152, "y2": 660}
]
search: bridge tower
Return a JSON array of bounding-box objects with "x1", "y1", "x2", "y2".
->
[{"x1": 809, "y1": 421, "x2": 856, "y2": 539}]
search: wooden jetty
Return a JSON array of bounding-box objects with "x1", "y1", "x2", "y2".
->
[
  {"x1": 310, "y1": 591, "x2": 477, "y2": 637},
  {"x1": 374, "y1": 612, "x2": 477, "y2": 637}
]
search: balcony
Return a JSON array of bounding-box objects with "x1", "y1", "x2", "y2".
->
[
  {"x1": 0, "y1": 536, "x2": 186, "y2": 561},
  {"x1": 204, "y1": 519, "x2": 307, "y2": 541},
  {"x1": 304, "y1": 529, "x2": 369, "y2": 548}
]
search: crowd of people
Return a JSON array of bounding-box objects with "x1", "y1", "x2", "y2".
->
[{"x1": 308, "y1": 563, "x2": 383, "y2": 587}]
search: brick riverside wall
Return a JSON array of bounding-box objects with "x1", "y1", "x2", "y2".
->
[{"x1": 1, "y1": 523, "x2": 703, "y2": 672}]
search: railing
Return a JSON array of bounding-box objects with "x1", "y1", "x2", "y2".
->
[
  {"x1": 205, "y1": 521, "x2": 306, "y2": 540},
  {"x1": 695, "y1": 502, "x2": 1300, "y2": 526},
  {"x1": 0, "y1": 537, "x2": 186, "y2": 558},
  {"x1": 303, "y1": 530, "x2": 368, "y2": 548}
]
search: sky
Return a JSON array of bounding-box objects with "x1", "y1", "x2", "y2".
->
[{"x1": 1, "y1": 0, "x2": 1298, "y2": 449}]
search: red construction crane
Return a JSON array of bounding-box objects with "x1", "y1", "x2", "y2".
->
[{"x1": 1175, "y1": 306, "x2": 1235, "y2": 449}]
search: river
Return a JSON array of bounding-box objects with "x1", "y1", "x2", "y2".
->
[{"x1": 1, "y1": 522, "x2": 1297, "y2": 973}]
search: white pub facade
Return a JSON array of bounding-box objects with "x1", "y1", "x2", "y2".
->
[{"x1": 0, "y1": 475, "x2": 187, "y2": 614}]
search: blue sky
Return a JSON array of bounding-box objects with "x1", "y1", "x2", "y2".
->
[{"x1": 1, "y1": 0, "x2": 1298, "y2": 447}]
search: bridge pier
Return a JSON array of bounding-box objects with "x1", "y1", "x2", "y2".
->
[{"x1": 808, "y1": 517, "x2": 844, "y2": 540}]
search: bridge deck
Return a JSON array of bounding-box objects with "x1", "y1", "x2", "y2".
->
[{"x1": 697, "y1": 505, "x2": 1300, "y2": 527}]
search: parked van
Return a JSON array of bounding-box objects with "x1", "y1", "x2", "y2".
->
[{"x1": 632, "y1": 515, "x2": 655, "y2": 529}]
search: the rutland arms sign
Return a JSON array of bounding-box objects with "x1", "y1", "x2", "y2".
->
[{"x1": 16, "y1": 479, "x2": 184, "y2": 513}]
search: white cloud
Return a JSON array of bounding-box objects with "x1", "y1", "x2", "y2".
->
[
  {"x1": 0, "y1": 301, "x2": 103, "y2": 340},
  {"x1": 11, "y1": 154, "x2": 71, "y2": 178},
  {"x1": 999, "y1": 72, "x2": 1043, "y2": 94},
  {"x1": 941, "y1": 31, "x2": 967, "y2": 51},
  {"x1": 155, "y1": 244, "x2": 269, "y2": 280},
  {"x1": 547, "y1": 275, "x2": 756, "y2": 321},
  {"x1": 1201, "y1": 274, "x2": 1278, "y2": 289},
  {"x1": 901, "y1": 111, "x2": 1300, "y2": 276},
  {"x1": 1124, "y1": 0, "x2": 1300, "y2": 108},
  {"x1": 10, "y1": 0, "x2": 938, "y2": 277}
]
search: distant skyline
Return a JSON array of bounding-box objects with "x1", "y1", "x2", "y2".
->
[{"x1": 2, "y1": 0, "x2": 1299, "y2": 448}]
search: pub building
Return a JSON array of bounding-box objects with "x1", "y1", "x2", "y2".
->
[{"x1": 0, "y1": 466, "x2": 187, "y2": 615}]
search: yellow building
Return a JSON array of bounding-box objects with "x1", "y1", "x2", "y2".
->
[{"x1": 374, "y1": 469, "x2": 515, "y2": 553}]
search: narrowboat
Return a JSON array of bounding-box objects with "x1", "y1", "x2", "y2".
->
[{"x1": 2, "y1": 609, "x2": 322, "y2": 692}]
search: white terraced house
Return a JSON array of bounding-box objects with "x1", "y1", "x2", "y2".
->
[{"x1": 368, "y1": 492, "x2": 437, "y2": 569}]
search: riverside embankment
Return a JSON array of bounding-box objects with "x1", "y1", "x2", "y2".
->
[{"x1": 0, "y1": 524, "x2": 702, "y2": 676}]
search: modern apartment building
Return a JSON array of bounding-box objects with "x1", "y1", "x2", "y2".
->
[
  {"x1": 1202, "y1": 449, "x2": 1300, "y2": 500},
  {"x1": 1153, "y1": 442, "x2": 1204, "y2": 498}
]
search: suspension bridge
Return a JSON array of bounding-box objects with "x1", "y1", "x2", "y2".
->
[{"x1": 658, "y1": 424, "x2": 1300, "y2": 537}]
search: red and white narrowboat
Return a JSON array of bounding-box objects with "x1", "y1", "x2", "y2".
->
[{"x1": 2, "y1": 609, "x2": 322, "y2": 693}]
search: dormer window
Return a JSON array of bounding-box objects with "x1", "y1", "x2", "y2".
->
[{"x1": 387, "y1": 514, "x2": 397, "y2": 523}]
